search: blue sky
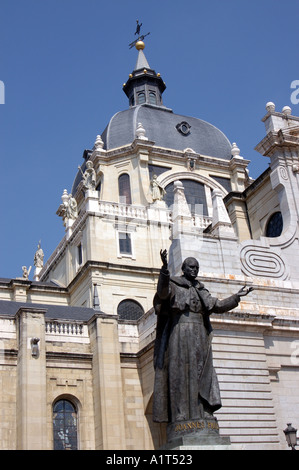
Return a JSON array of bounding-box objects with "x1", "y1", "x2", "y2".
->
[{"x1": 0, "y1": 0, "x2": 298, "y2": 280}]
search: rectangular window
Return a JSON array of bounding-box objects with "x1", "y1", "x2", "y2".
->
[
  {"x1": 119, "y1": 233, "x2": 132, "y2": 255},
  {"x1": 77, "y1": 243, "x2": 83, "y2": 266}
]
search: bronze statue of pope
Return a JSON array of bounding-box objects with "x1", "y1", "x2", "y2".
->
[{"x1": 153, "y1": 249, "x2": 253, "y2": 424}]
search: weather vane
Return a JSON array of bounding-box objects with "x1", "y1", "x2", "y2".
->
[{"x1": 129, "y1": 20, "x2": 150, "y2": 49}]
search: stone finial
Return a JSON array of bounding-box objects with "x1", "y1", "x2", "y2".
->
[
  {"x1": 61, "y1": 189, "x2": 68, "y2": 205},
  {"x1": 231, "y1": 142, "x2": 243, "y2": 159},
  {"x1": 135, "y1": 122, "x2": 148, "y2": 140},
  {"x1": 266, "y1": 102, "x2": 275, "y2": 113},
  {"x1": 282, "y1": 106, "x2": 292, "y2": 116},
  {"x1": 94, "y1": 134, "x2": 104, "y2": 150}
]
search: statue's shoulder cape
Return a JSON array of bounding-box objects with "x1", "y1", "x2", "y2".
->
[{"x1": 153, "y1": 276, "x2": 213, "y2": 369}]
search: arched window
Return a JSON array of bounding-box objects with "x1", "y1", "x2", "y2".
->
[
  {"x1": 165, "y1": 179, "x2": 208, "y2": 215},
  {"x1": 137, "y1": 92, "x2": 146, "y2": 104},
  {"x1": 117, "y1": 299, "x2": 144, "y2": 320},
  {"x1": 265, "y1": 211, "x2": 283, "y2": 237},
  {"x1": 53, "y1": 399, "x2": 78, "y2": 450},
  {"x1": 96, "y1": 180, "x2": 101, "y2": 194},
  {"x1": 118, "y1": 173, "x2": 132, "y2": 204},
  {"x1": 149, "y1": 91, "x2": 157, "y2": 105}
]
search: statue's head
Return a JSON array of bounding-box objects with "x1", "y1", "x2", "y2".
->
[
  {"x1": 181, "y1": 257, "x2": 199, "y2": 281},
  {"x1": 86, "y1": 160, "x2": 93, "y2": 169}
]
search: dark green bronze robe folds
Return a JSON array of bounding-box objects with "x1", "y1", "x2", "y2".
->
[{"x1": 153, "y1": 268, "x2": 240, "y2": 424}]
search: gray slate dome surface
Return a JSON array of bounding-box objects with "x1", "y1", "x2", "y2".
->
[{"x1": 101, "y1": 104, "x2": 232, "y2": 159}]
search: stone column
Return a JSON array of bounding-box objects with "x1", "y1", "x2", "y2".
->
[
  {"x1": 88, "y1": 313, "x2": 126, "y2": 450},
  {"x1": 15, "y1": 307, "x2": 47, "y2": 450}
]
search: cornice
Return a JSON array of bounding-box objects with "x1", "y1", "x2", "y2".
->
[
  {"x1": 255, "y1": 129, "x2": 299, "y2": 157},
  {"x1": 91, "y1": 138, "x2": 235, "y2": 173}
]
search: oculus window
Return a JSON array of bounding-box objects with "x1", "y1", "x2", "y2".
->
[
  {"x1": 265, "y1": 211, "x2": 283, "y2": 237},
  {"x1": 176, "y1": 121, "x2": 191, "y2": 136}
]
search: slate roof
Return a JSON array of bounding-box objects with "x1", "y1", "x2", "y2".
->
[
  {"x1": 101, "y1": 104, "x2": 232, "y2": 159},
  {"x1": 0, "y1": 299, "x2": 96, "y2": 321}
]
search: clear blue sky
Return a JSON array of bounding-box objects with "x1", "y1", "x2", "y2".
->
[{"x1": 0, "y1": 0, "x2": 298, "y2": 280}]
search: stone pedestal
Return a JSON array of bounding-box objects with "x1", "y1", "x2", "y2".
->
[
  {"x1": 33, "y1": 266, "x2": 42, "y2": 282},
  {"x1": 161, "y1": 417, "x2": 231, "y2": 450},
  {"x1": 85, "y1": 189, "x2": 99, "y2": 212}
]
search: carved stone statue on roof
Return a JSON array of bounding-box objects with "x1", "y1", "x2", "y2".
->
[
  {"x1": 57, "y1": 190, "x2": 78, "y2": 222},
  {"x1": 34, "y1": 241, "x2": 44, "y2": 268},
  {"x1": 81, "y1": 160, "x2": 96, "y2": 191},
  {"x1": 151, "y1": 175, "x2": 166, "y2": 202}
]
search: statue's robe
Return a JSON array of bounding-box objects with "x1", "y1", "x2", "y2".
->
[{"x1": 153, "y1": 268, "x2": 240, "y2": 423}]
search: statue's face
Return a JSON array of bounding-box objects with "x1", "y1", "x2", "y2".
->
[{"x1": 182, "y1": 258, "x2": 199, "y2": 280}]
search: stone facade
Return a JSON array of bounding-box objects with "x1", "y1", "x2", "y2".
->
[{"x1": 1, "y1": 43, "x2": 299, "y2": 450}]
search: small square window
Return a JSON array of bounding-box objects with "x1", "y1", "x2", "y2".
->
[{"x1": 119, "y1": 233, "x2": 132, "y2": 255}]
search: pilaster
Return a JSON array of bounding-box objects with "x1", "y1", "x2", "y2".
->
[
  {"x1": 15, "y1": 307, "x2": 47, "y2": 450},
  {"x1": 88, "y1": 313, "x2": 126, "y2": 450}
]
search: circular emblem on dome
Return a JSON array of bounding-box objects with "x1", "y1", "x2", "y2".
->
[{"x1": 176, "y1": 121, "x2": 191, "y2": 136}]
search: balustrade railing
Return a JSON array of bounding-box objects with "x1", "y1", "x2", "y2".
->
[
  {"x1": 98, "y1": 201, "x2": 147, "y2": 220},
  {"x1": 46, "y1": 320, "x2": 84, "y2": 336},
  {"x1": 98, "y1": 201, "x2": 212, "y2": 228}
]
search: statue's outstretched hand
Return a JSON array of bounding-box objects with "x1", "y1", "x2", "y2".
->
[
  {"x1": 237, "y1": 286, "x2": 254, "y2": 297},
  {"x1": 160, "y1": 249, "x2": 168, "y2": 269}
]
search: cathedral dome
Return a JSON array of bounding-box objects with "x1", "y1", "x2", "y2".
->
[
  {"x1": 72, "y1": 39, "x2": 233, "y2": 195},
  {"x1": 101, "y1": 38, "x2": 232, "y2": 159},
  {"x1": 101, "y1": 104, "x2": 232, "y2": 159}
]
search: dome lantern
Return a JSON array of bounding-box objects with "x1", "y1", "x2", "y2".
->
[{"x1": 124, "y1": 25, "x2": 166, "y2": 108}]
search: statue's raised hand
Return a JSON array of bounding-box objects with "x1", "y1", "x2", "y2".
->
[
  {"x1": 237, "y1": 286, "x2": 254, "y2": 297},
  {"x1": 160, "y1": 249, "x2": 168, "y2": 269}
]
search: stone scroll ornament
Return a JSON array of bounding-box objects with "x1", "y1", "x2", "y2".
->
[
  {"x1": 152, "y1": 249, "x2": 253, "y2": 445},
  {"x1": 240, "y1": 244, "x2": 288, "y2": 280}
]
